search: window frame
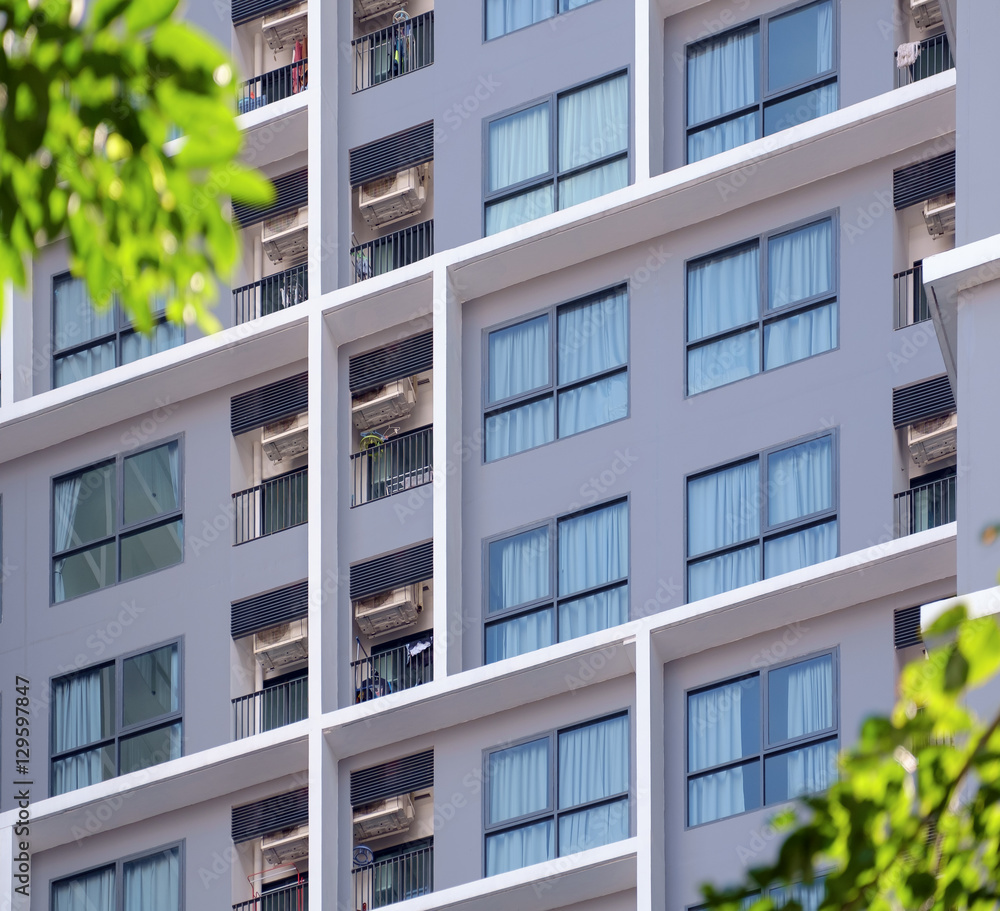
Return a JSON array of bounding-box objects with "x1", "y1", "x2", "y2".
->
[
  {"x1": 51, "y1": 272, "x2": 183, "y2": 389},
  {"x1": 482, "y1": 495, "x2": 630, "y2": 663},
  {"x1": 684, "y1": 430, "x2": 839, "y2": 601},
  {"x1": 49, "y1": 841, "x2": 185, "y2": 911},
  {"x1": 683, "y1": 0, "x2": 840, "y2": 163},
  {"x1": 482, "y1": 283, "x2": 630, "y2": 462},
  {"x1": 482, "y1": 0, "x2": 604, "y2": 43},
  {"x1": 684, "y1": 211, "x2": 840, "y2": 396},
  {"x1": 50, "y1": 435, "x2": 185, "y2": 604},
  {"x1": 49, "y1": 638, "x2": 184, "y2": 797},
  {"x1": 481, "y1": 709, "x2": 632, "y2": 875},
  {"x1": 684, "y1": 648, "x2": 840, "y2": 829},
  {"x1": 482, "y1": 68, "x2": 632, "y2": 236}
]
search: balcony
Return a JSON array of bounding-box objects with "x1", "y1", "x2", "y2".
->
[
  {"x1": 895, "y1": 33, "x2": 954, "y2": 88},
  {"x1": 233, "y1": 880, "x2": 307, "y2": 911},
  {"x1": 232, "y1": 675, "x2": 308, "y2": 739},
  {"x1": 233, "y1": 466, "x2": 308, "y2": 544},
  {"x1": 893, "y1": 263, "x2": 930, "y2": 329},
  {"x1": 894, "y1": 472, "x2": 956, "y2": 537},
  {"x1": 234, "y1": 263, "x2": 308, "y2": 325},
  {"x1": 353, "y1": 635, "x2": 433, "y2": 703},
  {"x1": 350, "y1": 425, "x2": 432, "y2": 506},
  {"x1": 353, "y1": 11, "x2": 434, "y2": 92},
  {"x1": 238, "y1": 59, "x2": 308, "y2": 113},
  {"x1": 351, "y1": 220, "x2": 433, "y2": 284},
  {"x1": 353, "y1": 842, "x2": 433, "y2": 910}
]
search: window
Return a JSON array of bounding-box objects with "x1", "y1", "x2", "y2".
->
[
  {"x1": 687, "y1": 652, "x2": 838, "y2": 826},
  {"x1": 686, "y1": 432, "x2": 837, "y2": 601},
  {"x1": 485, "y1": 72, "x2": 629, "y2": 235},
  {"x1": 686, "y1": 215, "x2": 837, "y2": 395},
  {"x1": 685, "y1": 0, "x2": 837, "y2": 163},
  {"x1": 485, "y1": 285, "x2": 628, "y2": 460},
  {"x1": 52, "y1": 439, "x2": 183, "y2": 603},
  {"x1": 50, "y1": 642, "x2": 182, "y2": 796},
  {"x1": 51, "y1": 844, "x2": 181, "y2": 911},
  {"x1": 52, "y1": 274, "x2": 184, "y2": 389},
  {"x1": 691, "y1": 875, "x2": 827, "y2": 911},
  {"x1": 485, "y1": 0, "x2": 599, "y2": 40},
  {"x1": 485, "y1": 499, "x2": 628, "y2": 663},
  {"x1": 485, "y1": 712, "x2": 630, "y2": 875}
]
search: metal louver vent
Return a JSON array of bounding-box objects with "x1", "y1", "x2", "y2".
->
[
  {"x1": 350, "y1": 122, "x2": 434, "y2": 187},
  {"x1": 232, "y1": 787, "x2": 308, "y2": 842},
  {"x1": 350, "y1": 541, "x2": 433, "y2": 601},
  {"x1": 894, "y1": 605, "x2": 923, "y2": 649},
  {"x1": 232, "y1": 0, "x2": 294, "y2": 25},
  {"x1": 348, "y1": 332, "x2": 433, "y2": 393},
  {"x1": 233, "y1": 168, "x2": 308, "y2": 228},
  {"x1": 232, "y1": 580, "x2": 308, "y2": 639},
  {"x1": 892, "y1": 376, "x2": 956, "y2": 428},
  {"x1": 893, "y1": 151, "x2": 955, "y2": 210},
  {"x1": 350, "y1": 749, "x2": 434, "y2": 807},
  {"x1": 231, "y1": 372, "x2": 308, "y2": 436}
]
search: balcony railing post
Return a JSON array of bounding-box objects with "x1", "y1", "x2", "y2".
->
[
  {"x1": 351, "y1": 220, "x2": 433, "y2": 283},
  {"x1": 893, "y1": 473, "x2": 957, "y2": 538},
  {"x1": 232, "y1": 467, "x2": 309, "y2": 544},
  {"x1": 895, "y1": 33, "x2": 954, "y2": 88},
  {"x1": 238, "y1": 58, "x2": 308, "y2": 112},
  {"x1": 352, "y1": 11, "x2": 434, "y2": 92},
  {"x1": 352, "y1": 844, "x2": 432, "y2": 909},
  {"x1": 234, "y1": 263, "x2": 308, "y2": 325},
  {"x1": 349, "y1": 426, "x2": 433, "y2": 506},
  {"x1": 232, "y1": 676, "x2": 308, "y2": 740}
]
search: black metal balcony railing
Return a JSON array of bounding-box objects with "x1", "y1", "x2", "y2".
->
[
  {"x1": 232, "y1": 676, "x2": 308, "y2": 740},
  {"x1": 353, "y1": 638, "x2": 433, "y2": 703},
  {"x1": 353, "y1": 11, "x2": 434, "y2": 92},
  {"x1": 351, "y1": 221, "x2": 434, "y2": 284},
  {"x1": 233, "y1": 881, "x2": 308, "y2": 911},
  {"x1": 894, "y1": 473, "x2": 957, "y2": 538},
  {"x1": 234, "y1": 263, "x2": 308, "y2": 325},
  {"x1": 233, "y1": 466, "x2": 309, "y2": 544},
  {"x1": 895, "y1": 33, "x2": 954, "y2": 88},
  {"x1": 350, "y1": 425, "x2": 433, "y2": 506},
  {"x1": 353, "y1": 844, "x2": 433, "y2": 910},
  {"x1": 893, "y1": 263, "x2": 930, "y2": 329},
  {"x1": 238, "y1": 59, "x2": 308, "y2": 113}
]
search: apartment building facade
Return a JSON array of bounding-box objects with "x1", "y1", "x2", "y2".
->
[{"x1": 1, "y1": 0, "x2": 996, "y2": 910}]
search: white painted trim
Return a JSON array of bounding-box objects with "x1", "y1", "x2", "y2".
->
[
  {"x1": 634, "y1": 0, "x2": 652, "y2": 182},
  {"x1": 921, "y1": 585, "x2": 1000, "y2": 628}
]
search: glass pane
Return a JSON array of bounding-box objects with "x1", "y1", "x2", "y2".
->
[
  {"x1": 687, "y1": 26, "x2": 759, "y2": 124},
  {"x1": 687, "y1": 330, "x2": 760, "y2": 394},
  {"x1": 123, "y1": 643, "x2": 179, "y2": 727},
  {"x1": 53, "y1": 276, "x2": 114, "y2": 349},
  {"x1": 51, "y1": 744, "x2": 116, "y2": 796},
  {"x1": 767, "y1": 0, "x2": 834, "y2": 93},
  {"x1": 687, "y1": 245, "x2": 760, "y2": 342},
  {"x1": 485, "y1": 0, "x2": 556, "y2": 40},
  {"x1": 558, "y1": 585, "x2": 629, "y2": 641},
  {"x1": 489, "y1": 314, "x2": 550, "y2": 402},
  {"x1": 767, "y1": 436, "x2": 833, "y2": 526},
  {"x1": 763, "y1": 82, "x2": 837, "y2": 135},
  {"x1": 764, "y1": 520, "x2": 837, "y2": 578},
  {"x1": 123, "y1": 845, "x2": 181, "y2": 911},
  {"x1": 53, "y1": 665, "x2": 115, "y2": 751},
  {"x1": 53, "y1": 541, "x2": 116, "y2": 602},
  {"x1": 558, "y1": 373, "x2": 628, "y2": 437},
  {"x1": 489, "y1": 526, "x2": 551, "y2": 612},
  {"x1": 559, "y1": 715, "x2": 629, "y2": 807},
  {"x1": 119, "y1": 722, "x2": 182, "y2": 774},
  {"x1": 558, "y1": 288, "x2": 628, "y2": 384},
  {"x1": 688, "y1": 545, "x2": 761, "y2": 601},
  {"x1": 688, "y1": 760, "x2": 761, "y2": 825},
  {"x1": 557, "y1": 73, "x2": 628, "y2": 172},
  {"x1": 123, "y1": 441, "x2": 180, "y2": 525},
  {"x1": 768, "y1": 654, "x2": 834, "y2": 744},
  {"x1": 764, "y1": 738, "x2": 838, "y2": 803},
  {"x1": 770, "y1": 876, "x2": 827, "y2": 911},
  {"x1": 688, "y1": 677, "x2": 760, "y2": 773},
  {"x1": 120, "y1": 519, "x2": 183, "y2": 581},
  {"x1": 485, "y1": 185, "x2": 554, "y2": 235},
  {"x1": 52, "y1": 865, "x2": 115, "y2": 911},
  {"x1": 559, "y1": 798, "x2": 629, "y2": 854},
  {"x1": 489, "y1": 103, "x2": 550, "y2": 192},
  {"x1": 486, "y1": 820, "x2": 554, "y2": 876},
  {"x1": 54, "y1": 463, "x2": 116, "y2": 551},
  {"x1": 558, "y1": 156, "x2": 629, "y2": 211},
  {"x1": 120, "y1": 320, "x2": 185, "y2": 365},
  {"x1": 558, "y1": 500, "x2": 629, "y2": 596},
  {"x1": 688, "y1": 460, "x2": 760, "y2": 556},
  {"x1": 485, "y1": 397, "x2": 555, "y2": 460},
  {"x1": 687, "y1": 112, "x2": 759, "y2": 163},
  {"x1": 489, "y1": 737, "x2": 551, "y2": 824},
  {"x1": 485, "y1": 609, "x2": 555, "y2": 663},
  {"x1": 54, "y1": 341, "x2": 117, "y2": 388},
  {"x1": 764, "y1": 302, "x2": 837, "y2": 370},
  {"x1": 560, "y1": 0, "x2": 597, "y2": 8},
  {"x1": 768, "y1": 220, "x2": 833, "y2": 310}
]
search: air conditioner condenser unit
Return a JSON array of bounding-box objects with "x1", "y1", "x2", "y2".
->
[
  {"x1": 254, "y1": 619, "x2": 309, "y2": 670},
  {"x1": 354, "y1": 585, "x2": 420, "y2": 637},
  {"x1": 262, "y1": 1, "x2": 308, "y2": 51},
  {"x1": 908, "y1": 412, "x2": 957, "y2": 466},
  {"x1": 358, "y1": 167, "x2": 427, "y2": 228},
  {"x1": 922, "y1": 193, "x2": 955, "y2": 238},
  {"x1": 352, "y1": 794, "x2": 415, "y2": 840},
  {"x1": 261, "y1": 825, "x2": 309, "y2": 866},
  {"x1": 910, "y1": 0, "x2": 943, "y2": 29},
  {"x1": 354, "y1": 0, "x2": 400, "y2": 20},
  {"x1": 262, "y1": 207, "x2": 308, "y2": 264},
  {"x1": 262, "y1": 413, "x2": 309, "y2": 462},
  {"x1": 351, "y1": 377, "x2": 417, "y2": 431}
]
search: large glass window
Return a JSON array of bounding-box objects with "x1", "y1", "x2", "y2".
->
[
  {"x1": 485, "y1": 0, "x2": 599, "y2": 41},
  {"x1": 686, "y1": 0, "x2": 837, "y2": 163},
  {"x1": 687, "y1": 216, "x2": 837, "y2": 395},
  {"x1": 687, "y1": 433, "x2": 837, "y2": 601},
  {"x1": 486, "y1": 499, "x2": 629, "y2": 663},
  {"x1": 50, "y1": 643, "x2": 182, "y2": 796},
  {"x1": 52, "y1": 439, "x2": 183, "y2": 603},
  {"x1": 53, "y1": 274, "x2": 184, "y2": 389},
  {"x1": 687, "y1": 653, "x2": 838, "y2": 826},
  {"x1": 485, "y1": 72, "x2": 629, "y2": 235},
  {"x1": 485, "y1": 286, "x2": 628, "y2": 460},
  {"x1": 485, "y1": 713, "x2": 630, "y2": 875},
  {"x1": 51, "y1": 844, "x2": 181, "y2": 911}
]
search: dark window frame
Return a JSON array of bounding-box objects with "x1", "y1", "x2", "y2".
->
[
  {"x1": 685, "y1": 649, "x2": 840, "y2": 828},
  {"x1": 482, "y1": 0, "x2": 604, "y2": 42}
]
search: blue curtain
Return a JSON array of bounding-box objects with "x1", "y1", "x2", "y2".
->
[
  {"x1": 485, "y1": 0, "x2": 556, "y2": 39},
  {"x1": 764, "y1": 302, "x2": 837, "y2": 370},
  {"x1": 767, "y1": 437, "x2": 833, "y2": 526},
  {"x1": 768, "y1": 220, "x2": 832, "y2": 310},
  {"x1": 124, "y1": 846, "x2": 181, "y2": 911},
  {"x1": 688, "y1": 245, "x2": 759, "y2": 341},
  {"x1": 486, "y1": 398, "x2": 555, "y2": 460},
  {"x1": 558, "y1": 586, "x2": 629, "y2": 641},
  {"x1": 688, "y1": 547, "x2": 761, "y2": 602},
  {"x1": 688, "y1": 330, "x2": 760, "y2": 395},
  {"x1": 486, "y1": 820, "x2": 554, "y2": 875},
  {"x1": 486, "y1": 609, "x2": 554, "y2": 663},
  {"x1": 489, "y1": 314, "x2": 550, "y2": 402},
  {"x1": 558, "y1": 501, "x2": 629, "y2": 596},
  {"x1": 53, "y1": 866, "x2": 115, "y2": 911},
  {"x1": 688, "y1": 460, "x2": 759, "y2": 556},
  {"x1": 489, "y1": 526, "x2": 550, "y2": 612},
  {"x1": 488, "y1": 104, "x2": 550, "y2": 193},
  {"x1": 765, "y1": 521, "x2": 837, "y2": 578}
]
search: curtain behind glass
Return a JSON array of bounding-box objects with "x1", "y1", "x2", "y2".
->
[
  {"x1": 559, "y1": 799, "x2": 629, "y2": 854},
  {"x1": 764, "y1": 302, "x2": 837, "y2": 370},
  {"x1": 489, "y1": 104, "x2": 550, "y2": 192},
  {"x1": 53, "y1": 866, "x2": 115, "y2": 911},
  {"x1": 688, "y1": 680, "x2": 758, "y2": 772},
  {"x1": 688, "y1": 245, "x2": 759, "y2": 341},
  {"x1": 53, "y1": 277, "x2": 114, "y2": 349},
  {"x1": 559, "y1": 715, "x2": 628, "y2": 807},
  {"x1": 54, "y1": 465, "x2": 114, "y2": 552},
  {"x1": 124, "y1": 846, "x2": 181, "y2": 911},
  {"x1": 52, "y1": 666, "x2": 114, "y2": 794},
  {"x1": 769, "y1": 654, "x2": 833, "y2": 743},
  {"x1": 485, "y1": 398, "x2": 555, "y2": 460},
  {"x1": 121, "y1": 321, "x2": 184, "y2": 365},
  {"x1": 489, "y1": 527, "x2": 550, "y2": 612},
  {"x1": 54, "y1": 343, "x2": 117, "y2": 388},
  {"x1": 486, "y1": 185, "x2": 555, "y2": 235},
  {"x1": 768, "y1": 738, "x2": 838, "y2": 801},
  {"x1": 485, "y1": 609, "x2": 554, "y2": 663},
  {"x1": 489, "y1": 315, "x2": 550, "y2": 402},
  {"x1": 689, "y1": 765, "x2": 755, "y2": 826},
  {"x1": 489, "y1": 738, "x2": 550, "y2": 824},
  {"x1": 558, "y1": 74, "x2": 628, "y2": 173},
  {"x1": 768, "y1": 220, "x2": 832, "y2": 310},
  {"x1": 688, "y1": 112, "x2": 759, "y2": 163},
  {"x1": 558, "y1": 289, "x2": 627, "y2": 384},
  {"x1": 767, "y1": 0, "x2": 833, "y2": 92},
  {"x1": 764, "y1": 520, "x2": 837, "y2": 578},
  {"x1": 688, "y1": 460, "x2": 759, "y2": 556},
  {"x1": 558, "y1": 157, "x2": 629, "y2": 210},
  {"x1": 558, "y1": 586, "x2": 629, "y2": 641},
  {"x1": 771, "y1": 877, "x2": 827, "y2": 911},
  {"x1": 767, "y1": 437, "x2": 832, "y2": 526},
  {"x1": 485, "y1": 0, "x2": 556, "y2": 39},
  {"x1": 486, "y1": 821, "x2": 554, "y2": 875},
  {"x1": 558, "y1": 501, "x2": 628, "y2": 596},
  {"x1": 688, "y1": 546, "x2": 760, "y2": 601},
  {"x1": 688, "y1": 330, "x2": 760, "y2": 394},
  {"x1": 687, "y1": 27, "x2": 759, "y2": 125}
]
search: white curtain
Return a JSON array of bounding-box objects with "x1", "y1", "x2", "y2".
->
[
  {"x1": 54, "y1": 343, "x2": 117, "y2": 388},
  {"x1": 486, "y1": 185, "x2": 555, "y2": 236},
  {"x1": 688, "y1": 113, "x2": 759, "y2": 163},
  {"x1": 52, "y1": 667, "x2": 111, "y2": 795},
  {"x1": 783, "y1": 739, "x2": 838, "y2": 801},
  {"x1": 688, "y1": 546, "x2": 761, "y2": 601},
  {"x1": 123, "y1": 442, "x2": 180, "y2": 525},
  {"x1": 485, "y1": 0, "x2": 556, "y2": 39},
  {"x1": 689, "y1": 766, "x2": 751, "y2": 826},
  {"x1": 560, "y1": 0, "x2": 596, "y2": 8},
  {"x1": 53, "y1": 474, "x2": 84, "y2": 554},
  {"x1": 490, "y1": 737, "x2": 550, "y2": 824},
  {"x1": 559, "y1": 715, "x2": 628, "y2": 803},
  {"x1": 765, "y1": 521, "x2": 837, "y2": 578},
  {"x1": 486, "y1": 609, "x2": 555, "y2": 663},
  {"x1": 53, "y1": 276, "x2": 114, "y2": 348},
  {"x1": 688, "y1": 460, "x2": 760, "y2": 556},
  {"x1": 489, "y1": 104, "x2": 550, "y2": 193},
  {"x1": 688, "y1": 245, "x2": 760, "y2": 341},
  {"x1": 558, "y1": 157, "x2": 629, "y2": 210},
  {"x1": 486, "y1": 398, "x2": 555, "y2": 460},
  {"x1": 121, "y1": 321, "x2": 184, "y2": 365},
  {"x1": 558, "y1": 586, "x2": 629, "y2": 641},
  {"x1": 558, "y1": 501, "x2": 629, "y2": 596},
  {"x1": 785, "y1": 655, "x2": 833, "y2": 738},
  {"x1": 559, "y1": 799, "x2": 629, "y2": 854},
  {"x1": 764, "y1": 303, "x2": 837, "y2": 370},
  {"x1": 558, "y1": 289, "x2": 628, "y2": 383},
  {"x1": 558, "y1": 373, "x2": 628, "y2": 436},
  {"x1": 764, "y1": 83, "x2": 837, "y2": 136},
  {"x1": 815, "y1": 2, "x2": 833, "y2": 74},
  {"x1": 768, "y1": 221, "x2": 832, "y2": 310},
  {"x1": 53, "y1": 866, "x2": 115, "y2": 911},
  {"x1": 767, "y1": 437, "x2": 832, "y2": 526},
  {"x1": 558, "y1": 74, "x2": 628, "y2": 173},
  {"x1": 688, "y1": 330, "x2": 760, "y2": 394},
  {"x1": 489, "y1": 314, "x2": 550, "y2": 402},
  {"x1": 486, "y1": 820, "x2": 554, "y2": 875},
  {"x1": 489, "y1": 526, "x2": 550, "y2": 612},
  {"x1": 124, "y1": 846, "x2": 181, "y2": 911},
  {"x1": 687, "y1": 27, "x2": 759, "y2": 125},
  {"x1": 771, "y1": 877, "x2": 827, "y2": 911}
]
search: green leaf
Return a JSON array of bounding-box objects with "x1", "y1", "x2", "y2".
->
[
  {"x1": 88, "y1": 0, "x2": 132, "y2": 31},
  {"x1": 124, "y1": 0, "x2": 179, "y2": 31},
  {"x1": 959, "y1": 616, "x2": 1000, "y2": 686},
  {"x1": 924, "y1": 603, "x2": 968, "y2": 638},
  {"x1": 226, "y1": 164, "x2": 276, "y2": 207},
  {"x1": 944, "y1": 649, "x2": 969, "y2": 691}
]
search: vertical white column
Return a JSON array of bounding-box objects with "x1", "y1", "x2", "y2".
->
[
  {"x1": 635, "y1": 628, "x2": 664, "y2": 911},
  {"x1": 432, "y1": 264, "x2": 463, "y2": 678},
  {"x1": 309, "y1": 0, "x2": 340, "y2": 295},
  {"x1": 308, "y1": 729, "x2": 338, "y2": 911},
  {"x1": 634, "y1": 0, "x2": 654, "y2": 183}
]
